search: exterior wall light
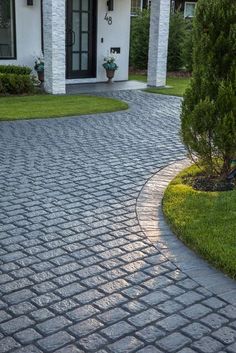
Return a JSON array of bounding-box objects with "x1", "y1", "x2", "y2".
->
[
  {"x1": 27, "y1": 0, "x2": 34, "y2": 6},
  {"x1": 107, "y1": 0, "x2": 114, "y2": 11}
]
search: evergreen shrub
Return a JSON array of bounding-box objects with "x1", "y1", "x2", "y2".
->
[{"x1": 181, "y1": 0, "x2": 236, "y2": 177}]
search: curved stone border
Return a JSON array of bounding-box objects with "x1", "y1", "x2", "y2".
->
[{"x1": 136, "y1": 159, "x2": 236, "y2": 305}]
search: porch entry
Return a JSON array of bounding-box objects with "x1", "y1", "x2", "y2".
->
[{"x1": 66, "y1": 0, "x2": 97, "y2": 79}]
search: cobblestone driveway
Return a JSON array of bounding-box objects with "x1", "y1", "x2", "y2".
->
[{"x1": 0, "y1": 91, "x2": 236, "y2": 353}]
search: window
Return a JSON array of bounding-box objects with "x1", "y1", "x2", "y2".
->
[
  {"x1": 131, "y1": 0, "x2": 143, "y2": 16},
  {"x1": 184, "y1": 2, "x2": 197, "y2": 18},
  {"x1": 0, "y1": 0, "x2": 16, "y2": 59}
]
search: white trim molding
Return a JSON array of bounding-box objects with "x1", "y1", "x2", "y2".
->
[{"x1": 184, "y1": 1, "x2": 197, "y2": 18}]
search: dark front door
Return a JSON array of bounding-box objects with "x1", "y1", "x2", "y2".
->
[{"x1": 66, "y1": 0, "x2": 97, "y2": 79}]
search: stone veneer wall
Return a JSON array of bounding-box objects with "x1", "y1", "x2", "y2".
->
[
  {"x1": 43, "y1": 0, "x2": 66, "y2": 94},
  {"x1": 147, "y1": 0, "x2": 170, "y2": 87}
]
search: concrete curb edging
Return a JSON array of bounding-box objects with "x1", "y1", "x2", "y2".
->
[{"x1": 136, "y1": 159, "x2": 236, "y2": 305}]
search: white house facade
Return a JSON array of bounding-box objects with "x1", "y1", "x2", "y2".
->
[{"x1": 0, "y1": 0, "x2": 171, "y2": 94}]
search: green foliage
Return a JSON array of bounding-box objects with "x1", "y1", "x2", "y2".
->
[
  {"x1": 182, "y1": 20, "x2": 194, "y2": 72},
  {"x1": 0, "y1": 73, "x2": 34, "y2": 95},
  {"x1": 130, "y1": 9, "x2": 150, "y2": 70},
  {"x1": 167, "y1": 11, "x2": 186, "y2": 71},
  {"x1": 0, "y1": 65, "x2": 32, "y2": 75},
  {"x1": 181, "y1": 0, "x2": 236, "y2": 177},
  {"x1": 129, "y1": 9, "x2": 194, "y2": 72}
]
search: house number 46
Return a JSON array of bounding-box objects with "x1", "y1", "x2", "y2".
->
[{"x1": 104, "y1": 13, "x2": 112, "y2": 25}]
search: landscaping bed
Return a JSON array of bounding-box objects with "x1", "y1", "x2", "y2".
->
[
  {"x1": 0, "y1": 95, "x2": 128, "y2": 121},
  {"x1": 163, "y1": 164, "x2": 236, "y2": 279}
]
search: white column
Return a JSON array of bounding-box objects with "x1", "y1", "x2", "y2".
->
[
  {"x1": 147, "y1": 0, "x2": 170, "y2": 87},
  {"x1": 43, "y1": 0, "x2": 66, "y2": 94}
]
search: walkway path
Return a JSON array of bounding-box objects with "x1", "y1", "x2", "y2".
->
[{"x1": 0, "y1": 91, "x2": 235, "y2": 353}]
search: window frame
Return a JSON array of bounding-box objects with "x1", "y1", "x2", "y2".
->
[
  {"x1": 0, "y1": 0, "x2": 17, "y2": 60},
  {"x1": 131, "y1": 0, "x2": 143, "y2": 17},
  {"x1": 184, "y1": 1, "x2": 197, "y2": 19}
]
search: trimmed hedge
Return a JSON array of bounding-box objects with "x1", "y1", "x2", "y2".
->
[
  {"x1": 0, "y1": 73, "x2": 34, "y2": 95},
  {"x1": 0, "y1": 65, "x2": 32, "y2": 75}
]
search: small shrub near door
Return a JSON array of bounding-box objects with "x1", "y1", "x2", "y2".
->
[
  {"x1": 0, "y1": 73, "x2": 35, "y2": 95},
  {"x1": 181, "y1": 0, "x2": 236, "y2": 178},
  {"x1": 0, "y1": 65, "x2": 32, "y2": 75},
  {"x1": 0, "y1": 65, "x2": 35, "y2": 95}
]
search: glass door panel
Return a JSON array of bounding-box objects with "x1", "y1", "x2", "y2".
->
[{"x1": 66, "y1": 0, "x2": 97, "y2": 79}]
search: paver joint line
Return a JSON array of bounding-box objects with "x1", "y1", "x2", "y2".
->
[{"x1": 0, "y1": 90, "x2": 235, "y2": 353}]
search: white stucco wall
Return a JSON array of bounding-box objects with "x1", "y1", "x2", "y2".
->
[
  {"x1": 0, "y1": 0, "x2": 42, "y2": 69},
  {"x1": 97, "y1": 0, "x2": 131, "y2": 82},
  {"x1": 1, "y1": 0, "x2": 131, "y2": 86}
]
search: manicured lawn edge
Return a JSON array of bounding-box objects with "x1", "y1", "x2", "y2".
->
[
  {"x1": 129, "y1": 74, "x2": 190, "y2": 97},
  {"x1": 144, "y1": 88, "x2": 183, "y2": 97},
  {"x1": 0, "y1": 95, "x2": 128, "y2": 121},
  {"x1": 163, "y1": 165, "x2": 236, "y2": 279}
]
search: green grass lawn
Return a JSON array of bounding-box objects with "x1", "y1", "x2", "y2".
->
[
  {"x1": 129, "y1": 73, "x2": 190, "y2": 97},
  {"x1": 163, "y1": 165, "x2": 236, "y2": 279},
  {"x1": 0, "y1": 95, "x2": 128, "y2": 121},
  {"x1": 129, "y1": 74, "x2": 148, "y2": 82}
]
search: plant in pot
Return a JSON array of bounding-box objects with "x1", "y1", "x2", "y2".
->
[
  {"x1": 103, "y1": 52, "x2": 118, "y2": 83},
  {"x1": 34, "y1": 54, "x2": 44, "y2": 84}
]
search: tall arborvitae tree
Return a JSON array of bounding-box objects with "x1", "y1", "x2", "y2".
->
[{"x1": 181, "y1": 0, "x2": 236, "y2": 177}]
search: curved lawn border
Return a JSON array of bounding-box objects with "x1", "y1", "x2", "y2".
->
[
  {"x1": 163, "y1": 164, "x2": 236, "y2": 280},
  {"x1": 0, "y1": 95, "x2": 128, "y2": 121},
  {"x1": 136, "y1": 159, "x2": 236, "y2": 305}
]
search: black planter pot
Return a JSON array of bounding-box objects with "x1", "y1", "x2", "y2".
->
[
  {"x1": 37, "y1": 70, "x2": 44, "y2": 83},
  {"x1": 106, "y1": 69, "x2": 115, "y2": 83}
]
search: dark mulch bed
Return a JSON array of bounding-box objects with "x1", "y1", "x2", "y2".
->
[{"x1": 184, "y1": 174, "x2": 236, "y2": 192}]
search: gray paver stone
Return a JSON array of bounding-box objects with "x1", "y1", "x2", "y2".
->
[
  {"x1": 0, "y1": 337, "x2": 20, "y2": 353},
  {"x1": 136, "y1": 325, "x2": 165, "y2": 342},
  {"x1": 157, "y1": 332, "x2": 191, "y2": 352},
  {"x1": 192, "y1": 336, "x2": 224, "y2": 353},
  {"x1": 109, "y1": 336, "x2": 144, "y2": 353},
  {"x1": 78, "y1": 333, "x2": 107, "y2": 351},
  {"x1": 37, "y1": 331, "x2": 75, "y2": 352},
  {"x1": 14, "y1": 328, "x2": 42, "y2": 344},
  {"x1": 128, "y1": 308, "x2": 163, "y2": 327},
  {"x1": 101, "y1": 320, "x2": 135, "y2": 340},
  {"x1": 69, "y1": 318, "x2": 103, "y2": 337},
  {"x1": 212, "y1": 327, "x2": 236, "y2": 345}
]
